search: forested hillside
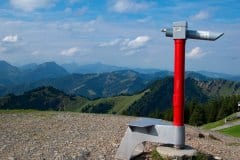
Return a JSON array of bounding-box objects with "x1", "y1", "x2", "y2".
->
[
  {"x1": 124, "y1": 77, "x2": 209, "y2": 117},
  {"x1": 1, "y1": 77, "x2": 240, "y2": 127},
  {"x1": 0, "y1": 86, "x2": 73, "y2": 110}
]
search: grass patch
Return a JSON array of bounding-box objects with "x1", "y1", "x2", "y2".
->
[
  {"x1": 151, "y1": 148, "x2": 166, "y2": 160},
  {"x1": 74, "y1": 90, "x2": 148, "y2": 114},
  {"x1": 150, "y1": 149, "x2": 211, "y2": 160},
  {"x1": 110, "y1": 90, "x2": 147, "y2": 114},
  {"x1": 64, "y1": 97, "x2": 88, "y2": 112},
  {"x1": 219, "y1": 125, "x2": 240, "y2": 137},
  {"x1": 193, "y1": 152, "x2": 210, "y2": 160},
  {"x1": 201, "y1": 112, "x2": 239, "y2": 130},
  {"x1": 201, "y1": 119, "x2": 224, "y2": 130}
]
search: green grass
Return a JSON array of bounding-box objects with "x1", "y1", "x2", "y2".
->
[
  {"x1": 64, "y1": 97, "x2": 89, "y2": 112},
  {"x1": 110, "y1": 90, "x2": 148, "y2": 114},
  {"x1": 151, "y1": 148, "x2": 165, "y2": 160},
  {"x1": 201, "y1": 119, "x2": 225, "y2": 130},
  {"x1": 0, "y1": 90, "x2": 147, "y2": 115},
  {"x1": 201, "y1": 112, "x2": 238, "y2": 130},
  {"x1": 219, "y1": 125, "x2": 240, "y2": 137},
  {"x1": 66, "y1": 90, "x2": 148, "y2": 114}
]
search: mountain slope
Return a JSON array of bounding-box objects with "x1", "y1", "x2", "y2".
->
[
  {"x1": 1, "y1": 76, "x2": 240, "y2": 124},
  {"x1": 0, "y1": 61, "x2": 69, "y2": 85},
  {"x1": 3, "y1": 70, "x2": 240, "y2": 100},
  {"x1": 196, "y1": 79, "x2": 240, "y2": 97},
  {"x1": 75, "y1": 90, "x2": 148, "y2": 114},
  {"x1": 19, "y1": 63, "x2": 38, "y2": 71},
  {"x1": 20, "y1": 62, "x2": 69, "y2": 83},
  {"x1": 62, "y1": 63, "x2": 126, "y2": 74},
  {"x1": 6, "y1": 70, "x2": 148, "y2": 98},
  {"x1": 0, "y1": 86, "x2": 73, "y2": 110},
  {"x1": 0, "y1": 60, "x2": 21, "y2": 82},
  {"x1": 124, "y1": 77, "x2": 209, "y2": 117}
]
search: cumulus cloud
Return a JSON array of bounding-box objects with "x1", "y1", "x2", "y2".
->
[
  {"x1": 57, "y1": 19, "x2": 97, "y2": 33},
  {"x1": 61, "y1": 47, "x2": 80, "y2": 56},
  {"x1": 111, "y1": 0, "x2": 150, "y2": 13},
  {"x1": 10, "y1": 0, "x2": 56, "y2": 12},
  {"x1": 186, "y1": 47, "x2": 206, "y2": 59},
  {"x1": 2, "y1": 35, "x2": 18, "y2": 43},
  {"x1": 100, "y1": 36, "x2": 150, "y2": 51},
  {"x1": 99, "y1": 36, "x2": 150, "y2": 56},
  {"x1": 191, "y1": 10, "x2": 210, "y2": 20},
  {"x1": 126, "y1": 36, "x2": 150, "y2": 49}
]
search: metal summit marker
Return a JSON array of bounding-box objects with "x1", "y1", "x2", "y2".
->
[{"x1": 115, "y1": 21, "x2": 223, "y2": 160}]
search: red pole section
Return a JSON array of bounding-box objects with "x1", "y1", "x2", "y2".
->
[{"x1": 173, "y1": 39, "x2": 186, "y2": 126}]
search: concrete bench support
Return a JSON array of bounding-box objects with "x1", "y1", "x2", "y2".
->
[{"x1": 115, "y1": 118, "x2": 185, "y2": 160}]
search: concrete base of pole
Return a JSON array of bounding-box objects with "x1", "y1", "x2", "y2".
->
[{"x1": 157, "y1": 145, "x2": 197, "y2": 159}]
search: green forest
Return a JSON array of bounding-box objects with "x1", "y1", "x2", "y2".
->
[
  {"x1": 1, "y1": 77, "x2": 240, "y2": 126},
  {"x1": 157, "y1": 95, "x2": 240, "y2": 126}
]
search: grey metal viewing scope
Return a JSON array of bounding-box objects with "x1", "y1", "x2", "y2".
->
[{"x1": 161, "y1": 21, "x2": 224, "y2": 40}]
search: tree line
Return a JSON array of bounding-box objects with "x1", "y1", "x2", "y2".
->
[{"x1": 157, "y1": 95, "x2": 240, "y2": 126}]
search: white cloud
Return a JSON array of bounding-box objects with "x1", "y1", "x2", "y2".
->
[
  {"x1": 2, "y1": 35, "x2": 18, "y2": 42},
  {"x1": 186, "y1": 47, "x2": 206, "y2": 59},
  {"x1": 100, "y1": 36, "x2": 150, "y2": 51},
  {"x1": 10, "y1": 0, "x2": 56, "y2": 12},
  {"x1": 126, "y1": 36, "x2": 150, "y2": 49},
  {"x1": 61, "y1": 47, "x2": 80, "y2": 56},
  {"x1": 99, "y1": 36, "x2": 150, "y2": 56},
  {"x1": 57, "y1": 19, "x2": 97, "y2": 33},
  {"x1": 111, "y1": 0, "x2": 150, "y2": 13},
  {"x1": 99, "y1": 39, "x2": 121, "y2": 47},
  {"x1": 191, "y1": 10, "x2": 210, "y2": 20}
]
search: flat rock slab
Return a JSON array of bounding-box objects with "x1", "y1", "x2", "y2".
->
[{"x1": 157, "y1": 145, "x2": 197, "y2": 158}]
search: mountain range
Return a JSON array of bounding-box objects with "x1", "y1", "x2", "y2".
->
[
  {"x1": 1, "y1": 77, "x2": 239, "y2": 123},
  {"x1": 0, "y1": 60, "x2": 240, "y2": 99},
  {"x1": 61, "y1": 62, "x2": 240, "y2": 81},
  {"x1": 0, "y1": 60, "x2": 68, "y2": 85}
]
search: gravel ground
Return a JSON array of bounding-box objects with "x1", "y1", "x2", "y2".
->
[{"x1": 0, "y1": 111, "x2": 240, "y2": 160}]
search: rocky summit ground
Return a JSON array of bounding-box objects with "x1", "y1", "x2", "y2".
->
[{"x1": 0, "y1": 111, "x2": 240, "y2": 160}]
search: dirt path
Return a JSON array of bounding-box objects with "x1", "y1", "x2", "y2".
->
[
  {"x1": 211, "y1": 120, "x2": 240, "y2": 131},
  {"x1": 0, "y1": 111, "x2": 240, "y2": 160}
]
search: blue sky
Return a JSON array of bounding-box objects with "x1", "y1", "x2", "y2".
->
[{"x1": 0, "y1": 0, "x2": 239, "y2": 74}]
